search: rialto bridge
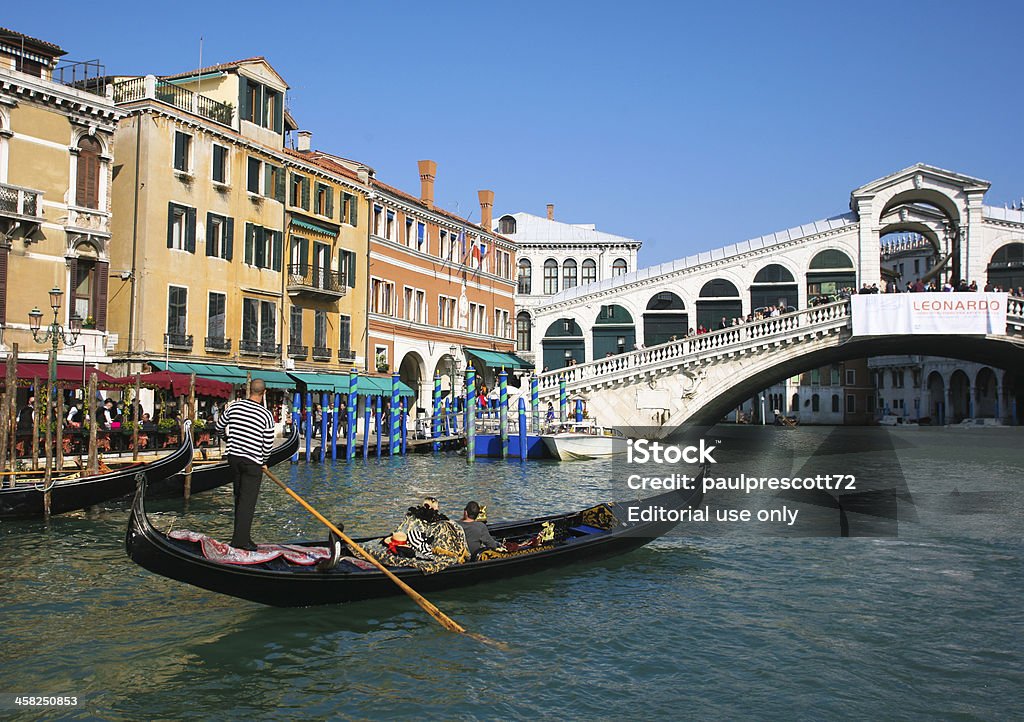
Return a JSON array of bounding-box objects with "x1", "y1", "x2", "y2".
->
[{"x1": 522, "y1": 164, "x2": 1024, "y2": 435}]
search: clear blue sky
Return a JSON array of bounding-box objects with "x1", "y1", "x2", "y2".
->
[{"x1": 7, "y1": 1, "x2": 1024, "y2": 267}]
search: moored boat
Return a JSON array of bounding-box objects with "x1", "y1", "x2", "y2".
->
[
  {"x1": 540, "y1": 422, "x2": 628, "y2": 461},
  {"x1": 125, "y1": 466, "x2": 704, "y2": 607}
]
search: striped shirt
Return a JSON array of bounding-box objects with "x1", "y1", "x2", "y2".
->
[{"x1": 216, "y1": 399, "x2": 275, "y2": 464}]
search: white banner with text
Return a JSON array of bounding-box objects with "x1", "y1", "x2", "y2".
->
[{"x1": 851, "y1": 292, "x2": 1007, "y2": 335}]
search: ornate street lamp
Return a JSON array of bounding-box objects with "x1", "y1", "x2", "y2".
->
[{"x1": 28, "y1": 286, "x2": 82, "y2": 400}]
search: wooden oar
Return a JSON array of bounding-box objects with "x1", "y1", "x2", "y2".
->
[{"x1": 263, "y1": 467, "x2": 505, "y2": 650}]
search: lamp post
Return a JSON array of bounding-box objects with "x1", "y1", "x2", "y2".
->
[{"x1": 28, "y1": 287, "x2": 82, "y2": 392}]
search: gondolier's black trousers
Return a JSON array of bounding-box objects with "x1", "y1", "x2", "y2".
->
[{"x1": 228, "y1": 455, "x2": 263, "y2": 548}]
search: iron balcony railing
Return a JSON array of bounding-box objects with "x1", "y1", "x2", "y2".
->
[
  {"x1": 205, "y1": 336, "x2": 232, "y2": 352},
  {"x1": 312, "y1": 346, "x2": 332, "y2": 360},
  {"x1": 240, "y1": 339, "x2": 281, "y2": 356},
  {"x1": 287, "y1": 264, "x2": 344, "y2": 295},
  {"x1": 164, "y1": 333, "x2": 194, "y2": 351},
  {"x1": 111, "y1": 76, "x2": 234, "y2": 127},
  {"x1": 338, "y1": 348, "x2": 356, "y2": 361},
  {"x1": 288, "y1": 343, "x2": 309, "y2": 359},
  {"x1": 0, "y1": 182, "x2": 43, "y2": 219}
]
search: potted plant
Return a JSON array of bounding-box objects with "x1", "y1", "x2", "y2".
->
[
  {"x1": 157, "y1": 418, "x2": 178, "y2": 434},
  {"x1": 82, "y1": 316, "x2": 96, "y2": 330},
  {"x1": 375, "y1": 351, "x2": 389, "y2": 373}
]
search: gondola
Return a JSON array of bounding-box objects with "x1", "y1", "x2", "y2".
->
[
  {"x1": 0, "y1": 424, "x2": 195, "y2": 519},
  {"x1": 147, "y1": 425, "x2": 300, "y2": 499},
  {"x1": 125, "y1": 468, "x2": 704, "y2": 607},
  {"x1": 0, "y1": 424, "x2": 301, "y2": 518}
]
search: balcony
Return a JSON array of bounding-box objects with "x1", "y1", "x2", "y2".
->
[
  {"x1": 164, "y1": 333, "x2": 194, "y2": 351},
  {"x1": 111, "y1": 76, "x2": 234, "y2": 127},
  {"x1": 65, "y1": 206, "x2": 111, "y2": 237},
  {"x1": 288, "y1": 343, "x2": 309, "y2": 360},
  {"x1": 312, "y1": 346, "x2": 332, "y2": 361},
  {"x1": 240, "y1": 339, "x2": 281, "y2": 357},
  {"x1": 0, "y1": 183, "x2": 44, "y2": 228},
  {"x1": 338, "y1": 348, "x2": 356, "y2": 362},
  {"x1": 205, "y1": 336, "x2": 232, "y2": 353},
  {"x1": 286, "y1": 264, "x2": 346, "y2": 301}
]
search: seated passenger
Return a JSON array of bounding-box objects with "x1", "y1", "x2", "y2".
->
[{"x1": 459, "y1": 501, "x2": 503, "y2": 560}]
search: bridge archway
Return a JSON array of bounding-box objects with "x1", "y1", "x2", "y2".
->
[
  {"x1": 879, "y1": 230, "x2": 941, "y2": 290},
  {"x1": 750, "y1": 263, "x2": 798, "y2": 311},
  {"x1": 950, "y1": 369, "x2": 970, "y2": 421},
  {"x1": 593, "y1": 304, "x2": 635, "y2": 357},
  {"x1": 697, "y1": 279, "x2": 742, "y2": 330},
  {"x1": 927, "y1": 371, "x2": 946, "y2": 424},
  {"x1": 807, "y1": 249, "x2": 856, "y2": 301},
  {"x1": 975, "y1": 366, "x2": 998, "y2": 418},
  {"x1": 987, "y1": 242, "x2": 1024, "y2": 291},
  {"x1": 542, "y1": 318, "x2": 585, "y2": 370},
  {"x1": 643, "y1": 292, "x2": 688, "y2": 346}
]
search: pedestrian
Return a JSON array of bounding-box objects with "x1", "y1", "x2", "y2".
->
[
  {"x1": 215, "y1": 378, "x2": 276, "y2": 551},
  {"x1": 17, "y1": 395, "x2": 35, "y2": 431}
]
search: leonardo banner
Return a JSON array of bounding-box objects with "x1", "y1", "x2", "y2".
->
[{"x1": 851, "y1": 292, "x2": 1008, "y2": 336}]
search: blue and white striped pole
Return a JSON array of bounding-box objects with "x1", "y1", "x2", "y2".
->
[
  {"x1": 531, "y1": 373, "x2": 539, "y2": 433},
  {"x1": 466, "y1": 364, "x2": 476, "y2": 462},
  {"x1": 319, "y1": 392, "x2": 328, "y2": 462},
  {"x1": 390, "y1": 373, "x2": 401, "y2": 455},
  {"x1": 401, "y1": 398, "x2": 408, "y2": 456},
  {"x1": 499, "y1": 368, "x2": 509, "y2": 459},
  {"x1": 559, "y1": 375, "x2": 567, "y2": 422},
  {"x1": 346, "y1": 371, "x2": 358, "y2": 462},
  {"x1": 291, "y1": 391, "x2": 300, "y2": 462},
  {"x1": 375, "y1": 397, "x2": 383, "y2": 458},
  {"x1": 432, "y1": 374, "x2": 441, "y2": 452},
  {"x1": 518, "y1": 396, "x2": 527, "y2": 462},
  {"x1": 304, "y1": 392, "x2": 313, "y2": 462}
]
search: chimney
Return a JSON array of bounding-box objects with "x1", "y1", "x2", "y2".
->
[
  {"x1": 478, "y1": 190, "x2": 494, "y2": 230},
  {"x1": 546, "y1": 203, "x2": 554, "y2": 220},
  {"x1": 417, "y1": 160, "x2": 437, "y2": 209},
  {"x1": 296, "y1": 130, "x2": 312, "y2": 152}
]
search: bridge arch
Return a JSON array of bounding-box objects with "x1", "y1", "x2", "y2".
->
[
  {"x1": 949, "y1": 369, "x2": 970, "y2": 422},
  {"x1": 975, "y1": 366, "x2": 998, "y2": 417},
  {"x1": 593, "y1": 304, "x2": 635, "y2": 357},
  {"x1": 398, "y1": 350, "x2": 428, "y2": 414},
  {"x1": 697, "y1": 278, "x2": 742, "y2": 330},
  {"x1": 542, "y1": 317, "x2": 585, "y2": 370},
  {"x1": 750, "y1": 263, "x2": 798, "y2": 311},
  {"x1": 987, "y1": 242, "x2": 1024, "y2": 291},
  {"x1": 807, "y1": 248, "x2": 856, "y2": 301},
  {"x1": 643, "y1": 291, "x2": 688, "y2": 346},
  {"x1": 926, "y1": 371, "x2": 946, "y2": 424}
]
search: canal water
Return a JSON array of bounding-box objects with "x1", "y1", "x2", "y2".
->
[{"x1": 1, "y1": 426, "x2": 1021, "y2": 720}]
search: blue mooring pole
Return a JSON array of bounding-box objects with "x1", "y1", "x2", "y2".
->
[
  {"x1": 375, "y1": 398, "x2": 383, "y2": 458},
  {"x1": 466, "y1": 364, "x2": 476, "y2": 463},
  {"x1": 401, "y1": 398, "x2": 408, "y2": 455},
  {"x1": 559, "y1": 376, "x2": 567, "y2": 422},
  {"x1": 304, "y1": 392, "x2": 313, "y2": 462},
  {"x1": 319, "y1": 392, "x2": 328, "y2": 462},
  {"x1": 346, "y1": 371, "x2": 358, "y2": 463},
  {"x1": 518, "y1": 396, "x2": 527, "y2": 462},
  {"x1": 531, "y1": 373, "x2": 539, "y2": 433},
  {"x1": 291, "y1": 391, "x2": 300, "y2": 462},
  {"x1": 390, "y1": 373, "x2": 401, "y2": 456},
  {"x1": 331, "y1": 392, "x2": 340, "y2": 461},
  {"x1": 499, "y1": 368, "x2": 509, "y2": 459},
  {"x1": 432, "y1": 373, "x2": 441, "y2": 453}
]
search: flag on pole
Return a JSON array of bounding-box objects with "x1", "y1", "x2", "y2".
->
[{"x1": 458, "y1": 228, "x2": 466, "y2": 262}]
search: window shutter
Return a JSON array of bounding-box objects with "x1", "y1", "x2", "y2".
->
[
  {"x1": 225, "y1": 217, "x2": 234, "y2": 261},
  {"x1": 239, "y1": 76, "x2": 249, "y2": 122},
  {"x1": 185, "y1": 207, "x2": 197, "y2": 253},
  {"x1": 325, "y1": 189, "x2": 334, "y2": 218},
  {"x1": 347, "y1": 250, "x2": 356, "y2": 288},
  {"x1": 301, "y1": 177, "x2": 310, "y2": 209},
  {"x1": 205, "y1": 213, "x2": 216, "y2": 256},
  {"x1": 350, "y1": 196, "x2": 358, "y2": 227},
  {"x1": 275, "y1": 168, "x2": 285, "y2": 202},
  {"x1": 254, "y1": 227, "x2": 266, "y2": 268},
  {"x1": 272, "y1": 231, "x2": 283, "y2": 271},
  {"x1": 274, "y1": 92, "x2": 284, "y2": 133},
  {"x1": 166, "y1": 202, "x2": 176, "y2": 248},
  {"x1": 94, "y1": 260, "x2": 109, "y2": 331},
  {"x1": 299, "y1": 237, "x2": 309, "y2": 274},
  {"x1": 244, "y1": 223, "x2": 254, "y2": 265},
  {"x1": 264, "y1": 164, "x2": 272, "y2": 199}
]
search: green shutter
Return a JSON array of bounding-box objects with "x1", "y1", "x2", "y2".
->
[
  {"x1": 244, "y1": 223, "x2": 254, "y2": 265},
  {"x1": 166, "y1": 202, "x2": 176, "y2": 248},
  {"x1": 225, "y1": 217, "x2": 234, "y2": 261},
  {"x1": 275, "y1": 168, "x2": 285, "y2": 203},
  {"x1": 350, "y1": 195, "x2": 358, "y2": 227},
  {"x1": 206, "y1": 212, "x2": 216, "y2": 256},
  {"x1": 325, "y1": 188, "x2": 334, "y2": 218},
  {"x1": 272, "y1": 231, "x2": 283, "y2": 271},
  {"x1": 254, "y1": 226, "x2": 266, "y2": 268},
  {"x1": 274, "y1": 91, "x2": 284, "y2": 133},
  {"x1": 264, "y1": 164, "x2": 272, "y2": 199},
  {"x1": 347, "y1": 250, "x2": 356, "y2": 288},
  {"x1": 185, "y1": 207, "x2": 196, "y2": 253},
  {"x1": 239, "y1": 76, "x2": 249, "y2": 122},
  {"x1": 301, "y1": 177, "x2": 310, "y2": 210}
]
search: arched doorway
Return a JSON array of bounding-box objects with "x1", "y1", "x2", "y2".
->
[
  {"x1": 975, "y1": 367, "x2": 998, "y2": 418},
  {"x1": 949, "y1": 369, "x2": 970, "y2": 422},
  {"x1": 926, "y1": 371, "x2": 945, "y2": 425},
  {"x1": 986, "y1": 243, "x2": 1024, "y2": 292},
  {"x1": 593, "y1": 304, "x2": 635, "y2": 357},
  {"x1": 643, "y1": 291, "x2": 687, "y2": 346},
  {"x1": 750, "y1": 264, "x2": 797, "y2": 311},
  {"x1": 432, "y1": 355, "x2": 457, "y2": 401},
  {"x1": 806, "y1": 250, "x2": 856, "y2": 302},
  {"x1": 398, "y1": 351, "x2": 426, "y2": 416},
  {"x1": 542, "y1": 318, "x2": 585, "y2": 370},
  {"x1": 696, "y1": 279, "x2": 741, "y2": 330}
]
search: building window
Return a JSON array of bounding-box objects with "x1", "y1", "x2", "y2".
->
[
  {"x1": 72, "y1": 260, "x2": 95, "y2": 323},
  {"x1": 339, "y1": 314, "x2": 352, "y2": 357},
  {"x1": 339, "y1": 249, "x2": 356, "y2": 288},
  {"x1": 342, "y1": 193, "x2": 357, "y2": 226},
  {"x1": 243, "y1": 224, "x2": 282, "y2": 270},
  {"x1": 563, "y1": 259, "x2": 578, "y2": 289},
  {"x1": 410, "y1": 219, "x2": 419, "y2": 250},
  {"x1": 582, "y1": 258, "x2": 597, "y2": 284},
  {"x1": 370, "y1": 278, "x2": 395, "y2": 315},
  {"x1": 75, "y1": 136, "x2": 102, "y2": 209},
  {"x1": 518, "y1": 258, "x2": 532, "y2": 294},
  {"x1": 811, "y1": 393, "x2": 820, "y2": 412},
  {"x1": 289, "y1": 306, "x2": 303, "y2": 347},
  {"x1": 613, "y1": 258, "x2": 628, "y2": 276},
  {"x1": 848, "y1": 369, "x2": 857, "y2": 385},
  {"x1": 266, "y1": 163, "x2": 284, "y2": 201},
  {"x1": 173, "y1": 131, "x2": 192, "y2": 173},
  {"x1": 314, "y1": 310, "x2": 327, "y2": 351},
  {"x1": 831, "y1": 365, "x2": 840, "y2": 386},
  {"x1": 810, "y1": 369, "x2": 820, "y2": 385},
  {"x1": 242, "y1": 298, "x2": 276, "y2": 350},
  {"x1": 212, "y1": 144, "x2": 228, "y2": 183},
  {"x1": 543, "y1": 259, "x2": 558, "y2": 295},
  {"x1": 240, "y1": 77, "x2": 283, "y2": 132},
  {"x1": 498, "y1": 215, "x2": 516, "y2": 234},
  {"x1": 246, "y1": 157, "x2": 261, "y2": 193},
  {"x1": 167, "y1": 285, "x2": 187, "y2": 337},
  {"x1": 468, "y1": 303, "x2": 487, "y2": 334},
  {"x1": 494, "y1": 309, "x2": 510, "y2": 339},
  {"x1": 846, "y1": 394, "x2": 856, "y2": 413},
  {"x1": 167, "y1": 203, "x2": 196, "y2": 252},
  {"x1": 417, "y1": 222, "x2": 426, "y2": 250},
  {"x1": 832, "y1": 394, "x2": 840, "y2": 413},
  {"x1": 385, "y1": 210, "x2": 396, "y2": 241},
  {"x1": 315, "y1": 183, "x2": 334, "y2": 217},
  {"x1": 517, "y1": 312, "x2": 531, "y2": 350},
  {"x1": 208, "y1": 292, "x2": 226, "y2": 340},
  {"x1": 205, "y1": 213, "x2": 233, "y2": 260},
  {"x1": 373, "y1": 205, "x2": 383, "y2": 236},
  {"x1": 438, "y1": 296, "x2": 456, "y2": 328},
  {"x1": 290, "y1": 173, "x2": 310, "y2": 209}
]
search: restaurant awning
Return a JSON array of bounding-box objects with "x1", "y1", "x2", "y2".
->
[
  {"x1": 288, "y1": 372, "x2": 350, "y2": 392},
  {"x1": 149, "y1": 361, "x2": 247, "y2": 383},
  {"x1": 464, "y1": 348, "x2": 534, "y2": 371},
  {"x1": 14, "y1": 363, "x2": 122, "y2": 388},
  {"x1": 121, "y1": 371, "x2": 233, "y2": 399},
  {"x1": 243, "y1": 368, "x2": 294, "y2": 389},
  {"x1": 358, "y1": 376, "x2": 415, "y2": 398}
]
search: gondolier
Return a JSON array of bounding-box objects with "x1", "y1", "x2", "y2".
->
[{"x1": 216, "y1": 379, "x2": 276, "y2": 550}]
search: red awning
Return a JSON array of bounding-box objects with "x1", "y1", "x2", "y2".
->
[
  {"x1": 14, "y1": 363, "x2": 122, "y2": 389},
  {"x1": 123, "y1": 371, "x2": 233, "y2": 399}
]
